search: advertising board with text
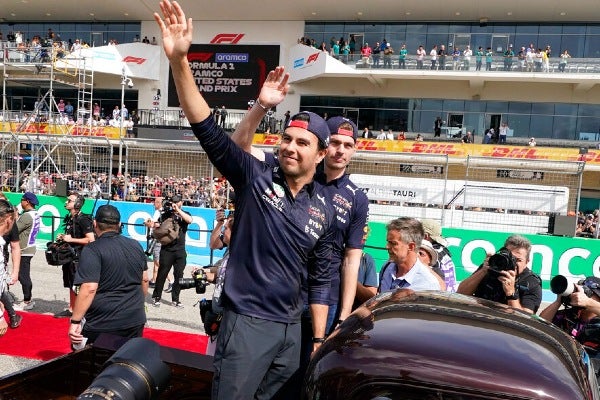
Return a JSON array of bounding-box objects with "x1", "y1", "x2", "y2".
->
[{"x1": 167, "y1": 44, "x2": 280, "y2": 110}]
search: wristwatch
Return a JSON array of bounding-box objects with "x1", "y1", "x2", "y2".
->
[{"x1": 506, "y1": 292, "x2": 519, "y2": 301}]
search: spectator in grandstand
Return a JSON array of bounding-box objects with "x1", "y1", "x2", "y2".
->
[
  {"x1": 415, "y1": 133, "x2": 424, "y2": 141},
  {"x1": 457, "y1": 234, "x2": 542, "y2": 314},
  {"x1": 372, "y1": 42, "x2": 381, "y2": 67},
  {"x1": 452, "y1": 46, "x2": 461, "y2": 70},
  {"x1": 499, "y1": 122, "x2": 508, "y2": 144},
  {"x1": 559, "y1": 49, "x2": 571, "y2": 72},
  {"x1": 461, "y1": 131, "x2": 473, "y2": 143},
  {"x1": 463, "y1": 45, "x2": 472, "y2": 70},
  {"x1": 485, "y1": 47, "x2": 493, "y2": 71},
  {"x1": 438, "y1": 44, "x2": 447, "y2": 70},
  {"x1": 528, "y1": 137, "x2": 537, "y2": 147},
  {"x1": 398, "y1": 44, "x2": 408, "y2": 69},
  {"x1": 475, "y1": 46, "x2": 484, "y2": 71},
  {"x1": 383, "y1": 42, "x2": 394, "y2": 68},
  {"x1": 376, "y1": 129, "x2": 387, "y2": 140},
  {"x1": 362, "y1": 127, "x2": 372, "y2": 138},
  {"x1": 576, "y1": 214, "x2": 596, "y2": 237}
]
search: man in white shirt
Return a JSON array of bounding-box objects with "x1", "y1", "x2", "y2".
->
[{"x1": 378, "y1": 217, "x2": 442, "y2": 292}]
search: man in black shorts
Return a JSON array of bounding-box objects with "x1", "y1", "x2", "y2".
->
[{"x1": 54, "y1": 193, "x2": 95, "y2": 318}]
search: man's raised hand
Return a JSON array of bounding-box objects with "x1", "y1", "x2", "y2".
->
[{"x1": 154, "y1": 0, "x2": 193, "y2": 61}]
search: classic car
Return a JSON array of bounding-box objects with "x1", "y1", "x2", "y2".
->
[{"x1": 305, "y1": 289, "x2": 600, "y2": 400}]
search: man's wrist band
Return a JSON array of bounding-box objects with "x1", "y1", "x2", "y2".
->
[
  {"x1": 255, "y1": 98, "x2": 271, "y2": 112},
  {"x1": 312, "y1": 337, "x2": 326, "y2": 343},
  {"x1": 70, "y1": 319, "x2": 82, "y2": 325},
  {"x1": 506, "y1": 292, "x2": 519, "y2": 300}
]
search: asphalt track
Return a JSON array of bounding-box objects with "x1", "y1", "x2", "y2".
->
[{"x1": 0, "y1": 250, "x2": 212, "y2": 378}]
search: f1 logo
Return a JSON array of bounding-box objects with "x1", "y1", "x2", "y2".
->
[
  {"x1": 188, "y1": 52, "x2": 214, "y2": 62},
  {"x1": 122, "y1": 56, "x2": 146, "y2": 64},
  {"x1": 306, "y1": 52, "x2": 320, "y2": 64},
  {"x1": 210, "y1": 33, "x2": 245, "y2": 44}
]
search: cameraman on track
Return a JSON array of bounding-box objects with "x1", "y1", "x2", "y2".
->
[
  {"x1": 151, "y1": 195, "x2": 192, "y2": 308},
  {"x1": 457, "y1": 234, "x2": 542, "y2": 314},
  {"x1": 540, "y1": 277, "x2": 600, "y2": 344}
]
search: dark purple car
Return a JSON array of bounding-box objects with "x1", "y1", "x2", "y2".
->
[{"x1": 305, "y1": 290, "x2": 600, "y2": 400}]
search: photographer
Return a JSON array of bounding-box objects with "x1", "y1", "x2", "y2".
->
[
  {"x1": 457, "y1": 234, "x2": 542, "y2": 314},
  {"x1": 151, "y1": 195, "x2": 192, "y2": 308},
  {"x1": 54, "y1": 193, "x2": 95, "y2": 318},
  {"x1": 540, "y1": 277, "x2": 600, "y2": 344}
]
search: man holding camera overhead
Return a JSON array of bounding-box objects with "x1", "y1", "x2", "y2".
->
[
  {"x1": 150, "y1": 194, "x2": 192, "y2": 308},
  {"x1": 457, "y1": 234, "x2": 542, "y2": 314}
]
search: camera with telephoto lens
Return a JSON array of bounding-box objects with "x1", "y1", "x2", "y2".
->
[
  {"x1": 76, "y1": 338, "x2": 170, "y2": 400},
  {"x1": 162, "y1": 199, "x2": 173, "y2": 214},
  {"x1": 551, "y1": 275, "x2": 594, "y2": 306},
  {"x1": 179, "y1": 268, "x2": 209, "y2": 294},
  {"x1": 487, "y1": 247, "x2": 517, "y2": 277}
]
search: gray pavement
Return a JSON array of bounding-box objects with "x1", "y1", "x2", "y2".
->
[{"x1": 1, "y1": 251, "x2": 213, "y2": 378}]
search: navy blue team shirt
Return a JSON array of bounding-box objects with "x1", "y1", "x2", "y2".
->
[
  {"x1": 190, "y1": 116, "x2": 336, "y2": 324},
  {"x1": 265, "y1": 153, "x2": 370, "y2": 306},
  {"x1": 320, "y1": 172, "x2": 369, "y2": 305}
]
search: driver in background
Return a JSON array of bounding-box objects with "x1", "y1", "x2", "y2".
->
[{"x1": 457, "y1": 234, "x2": 542, "y2": 313}]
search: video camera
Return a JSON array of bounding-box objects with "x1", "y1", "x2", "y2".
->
[
  {"x1": 487, "y1": 247, "x2": 516, "y2": 277},
  {"x1": 162, "y1": 199, "x2": 174, "y2": 215},
  {"x1": 551, "y1": 275, "x2": 595, "y2": 306},
  {"x1": 179, "y1": 268, "x2": 209, "y2": 294}
]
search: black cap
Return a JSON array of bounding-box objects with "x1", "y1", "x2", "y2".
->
[
  {"x1": 95, "y1": 205, "x2": 120, "y2": 224},
  {"x1": 327, "y1": 116, "x2": 358, "y2": 142},
  {"x1": 22, "y1": 192, "x2": 39, "y2": 206},
  {"x1": 171, "y1": 194, "x2": 182, "y2": 203}
]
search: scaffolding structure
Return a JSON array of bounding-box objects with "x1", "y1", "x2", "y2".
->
[{"x1": 1, "y1": 43, "x2": 98, "y2": 181}]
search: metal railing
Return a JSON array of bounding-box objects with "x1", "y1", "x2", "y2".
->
[{"x1": 333, "y1": 53, "x2": 600, "y2": 74}]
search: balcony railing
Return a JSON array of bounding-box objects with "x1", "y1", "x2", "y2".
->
[{"x1": 333, "y1": 53, "x2": 600, "y2": 74}]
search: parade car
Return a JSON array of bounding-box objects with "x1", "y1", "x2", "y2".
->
[
  {"x1": 2, "y1": 290, "x2": 599, "y2": 400},
  {"x1": 305, "y1": 290, "x2": 600, "y2": 400}
]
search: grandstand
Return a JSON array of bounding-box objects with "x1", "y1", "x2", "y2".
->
[{"x1": 2, "y1": 0, "x2": 600, "y2": 212}]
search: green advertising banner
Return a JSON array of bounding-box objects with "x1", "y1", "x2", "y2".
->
[
  {"x1": 4, "y1": 192, "x2": 96, "y2": 243},
  {"x1": 365, "y1": 221, "x2": 600, "y2": 291}
]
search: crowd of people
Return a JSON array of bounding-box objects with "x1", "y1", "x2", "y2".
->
[
  {"x1": 0, "y1": 3, "x2": 598, "y2": 396},
  {"x1": 299, "y1": 35, "x2": 573, "y2": 72},
  {"x1": 2, "y1": 169, "x2": 234, "y2": 209},
  {"x1": 0, "y1": 26, "x2": 157, "y2": 60}
]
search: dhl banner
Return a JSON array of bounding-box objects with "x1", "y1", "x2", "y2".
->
[
  {"x1": 0, "y1": 122, "x2": 123, "y2": 139},
  {"x1": 253, "y1": 134, "x2": 599, "y2": 164}
]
